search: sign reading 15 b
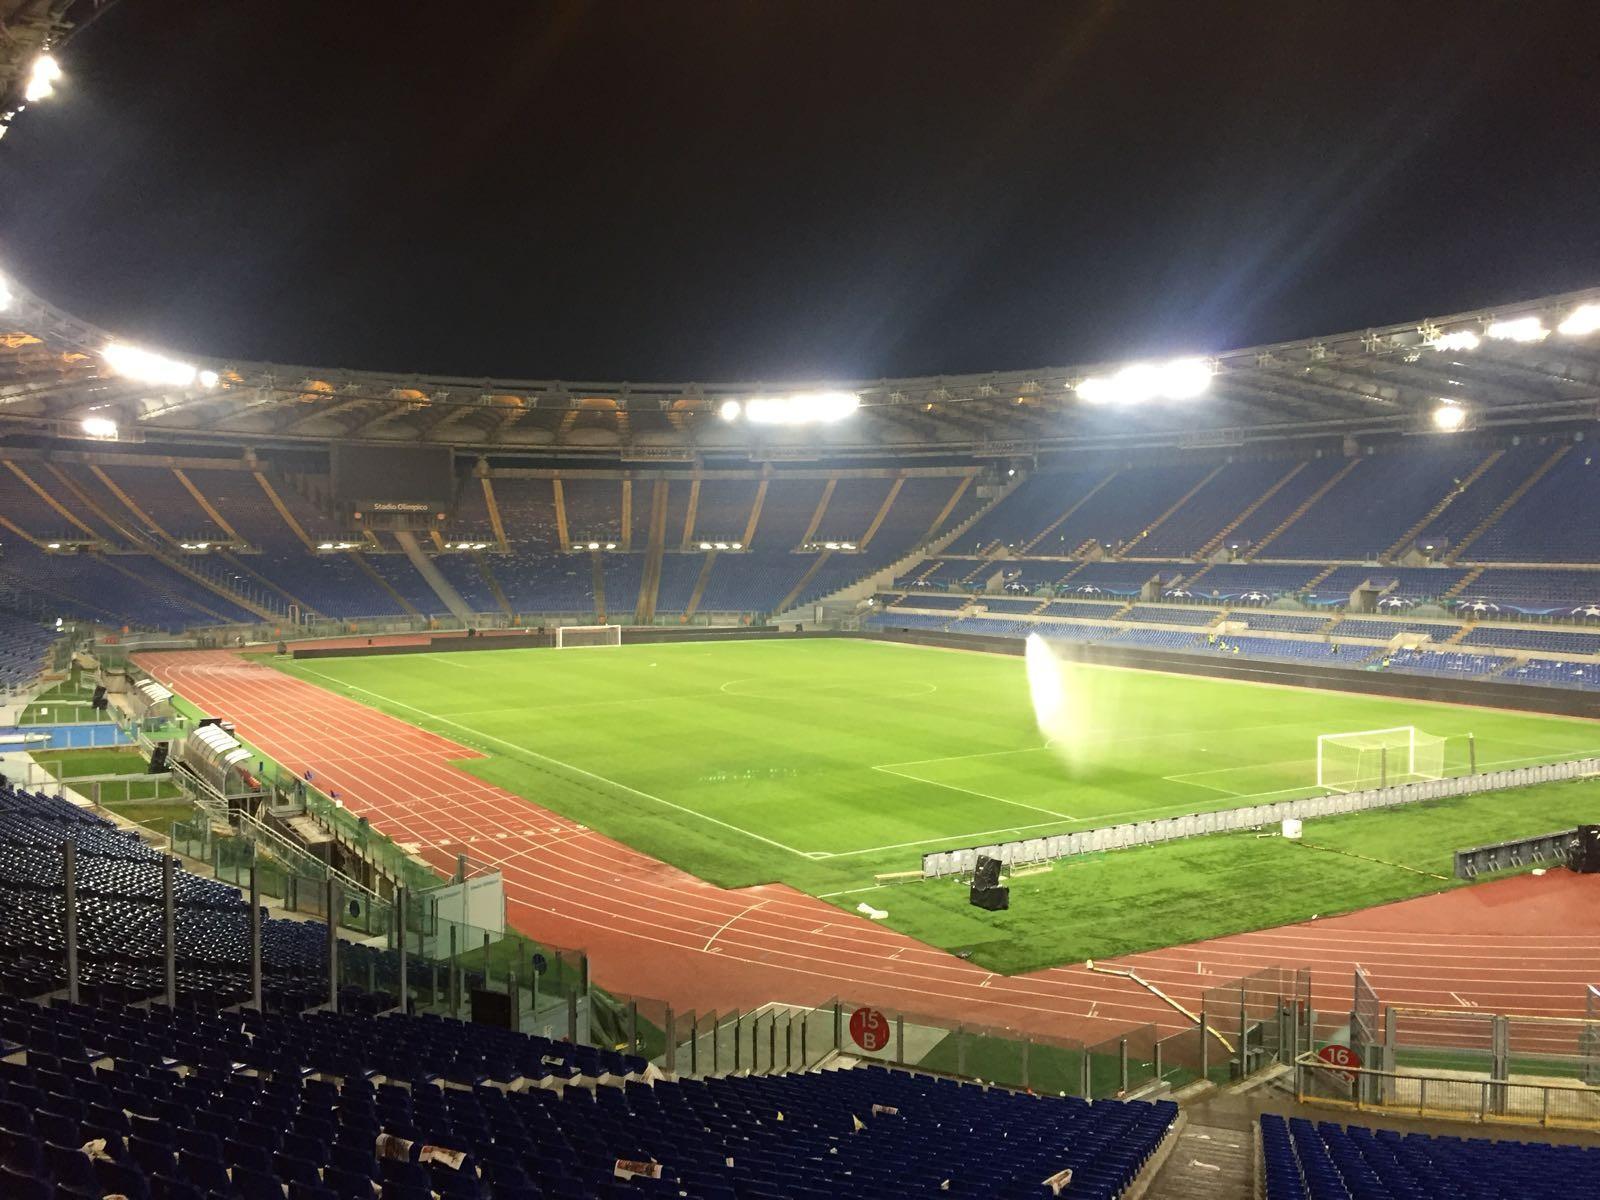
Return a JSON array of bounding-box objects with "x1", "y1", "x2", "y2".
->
[{"x1": 849, "y1": 1006, "x2": 890, "y2": 1053}]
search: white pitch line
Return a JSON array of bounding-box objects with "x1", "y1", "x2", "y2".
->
[
  {"x1": 870, "y1": 764, "x2": 1076, "y2": 821},
  {"x1": 294, "y1": 666, "x2": 819, "y2": 859},
  {"x1": 702, "y1": 899, "x2": 769, "y2": 952}
]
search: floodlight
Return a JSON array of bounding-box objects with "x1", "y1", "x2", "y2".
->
[
  {"x1": 586, "y1": 541, "x2": 600, "y2": 550},
  {"x1": 1432, "y1": 400, "x2": 1467, "y2": 431},
  {"x1": 317, "y1": 542, "x2": 334, "y2": 550},
  {"x1": 199, "y1": 369, "x2": 220, "y2": 388},
  {"x1": 719, "y1": 399, "x2": 742, "y2": 421},
  {"x1": 743, "y1": 391, "x2": 859, "y2": 425},
  {"x1": 23, "y1": 55, "x2": 60, "y2": 103},
  {"x1": 102, "y1": 341, "x2": 198, "y2": 387},
  {"x1": 604, "y1": 542, "x2": 617, "y2": 550},
  {"x1": 1558, "y1": 304, "x2": 1600, "y2": 338},
  {"x1": 0, "y1": 274, "x2": 12, "y2": 311},
  {"x1": 80, "y1": 416, "x2": 117, "y2": 439},
  {"x1": 730, "y1": 542, "x2": 742, "y2": 549},
  {"x1": 1426, "y1": 329, "x2": 1479, "y2": 352},
  {"x1": 698, "y1": 541, "x2": 713, "y2": 550},
  {"x1": 46, "y1": 542, "x2": 61, "y2": 549},
  {"x1": 714, "y1": 542, "x2": 728, "y2": 550},
  {"x1": 823, "y1": 542, "x2": 839, "y2": 550},
  {"x1": 841, "y1": 542, "x2": 856, "y2": 550},
  {"x1": 1076, "y1": 357, "x2": 1211, "y2": 405},
  {"x1": 1485, "y1": 316, "x2": 1547, "y2": 343}
]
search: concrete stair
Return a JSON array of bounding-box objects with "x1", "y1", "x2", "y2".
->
[
  {"x1": 395, "y1": 530, "x2": 475, "y2": 622},
  {"x1": 1194, "y1": 460, "x2": 1306, "y2": 558},
  {"x1": 1117, "y1": 463, "x2": 1226, "y2": 556},
  {"x1": 1303, "y1": 563, "x2": 1340, "y2": 591},
  {"x1": 775, "y1": 550, "x2": 833, "y2": 614},
  {"x1": 682, "y1": 550, "x2": 717, "y2": 619},
  {"x1": 1021, "y1": 469, "x2": 1119, "y2": 555},
  {"x1": 1443, "y1": 565, "x2": 1485, "y2": 600},
  {"x1": 1243, "y1": 458, "x2": 1362, "y2": 560},
  {"x1": 591, "y1": 551, "x2": 608, "y2": 622},
  {"x1": 348, "y1": 552, "x2": 421, "y2": 619},
  {"x1": 1052, "y1": 561, "x2": 1090, "y2": 588},
  {"x1": 1380, "y1": 447, "x2": 1505, "y2": 562},
  {"x1": 1445, "y1": 619, "x2": 1477, "y2": 645},
  {"x1": 471, "y1": 550, "x2": 514, "y2": 618},
  {"x1": 1445, "y1": 444, "x2": 1570, "y2": 563}
]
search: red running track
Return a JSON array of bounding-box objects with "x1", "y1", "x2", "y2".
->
[{"x1": 138, "y1": 650, "x2": 1600, "y2": 1044}]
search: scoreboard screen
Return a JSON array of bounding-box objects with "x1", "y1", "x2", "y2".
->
[{"x1": 330, "y1": 445, "x2": 454, "y2": 508}]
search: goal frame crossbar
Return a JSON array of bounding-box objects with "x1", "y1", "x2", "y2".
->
[
  {"x1": 1317, "y1": 725, "x2": 1431, "y2": 792},
  {"x1": 554, "y1": 623, "x2": 623, "y2": 649}
]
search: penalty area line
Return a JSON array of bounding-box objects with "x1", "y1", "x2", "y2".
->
[
  {"x1": 870, "y1": 765, "x2": 1076, "y2": 822},
  {"x1": 292, "y1": 666, "x2": 820, "y2": 860}
]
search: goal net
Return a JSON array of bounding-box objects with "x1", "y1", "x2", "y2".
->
[
  {"x1": 1317, "y1": 726, "x2": 1446, "y2": 793},
  {"x1": 554, "y1": 623, "x2": 622, "y2": 649}
]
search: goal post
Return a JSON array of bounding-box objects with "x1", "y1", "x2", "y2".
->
[
  {"x1": 555, "y1": 623, "x2": 622, "y2": 648},
  {"x1": 1317, "y1": 726, "x2": 1446, "y2": 793}
]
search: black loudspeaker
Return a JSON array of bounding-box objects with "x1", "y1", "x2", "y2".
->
[
  {"x1": 972, "y1": 855, "x2": 1002, "y2": 890},
  {"x1": 970, "y1": 886, "x2": 1010, "y2": 912},
  {"x1": 1573, "y1": 826, "x2": 1600, "y2": 873},
  {"x1": 147, "y1": 743, "x2": 170, "y2": 774},
  {"x1": 470, "y1": 988, "x2": 514, "y2": 1028},
  {"x1": 92, "y1": 684, "x2": 107, "y2": 702}
]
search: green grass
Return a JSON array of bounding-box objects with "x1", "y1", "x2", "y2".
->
[
  {"x1": 28, "y1": 747, "x2": 185, "y2": 801},
  {"x1": 19, "y1": 671, "x2": 97, "y2": 725},
  {"x1": 263, "y1": 639, "x2": 1600, "y2": 973},
  {"x1": 103, "y1": 800, "x2": 197, "y2": 839}
]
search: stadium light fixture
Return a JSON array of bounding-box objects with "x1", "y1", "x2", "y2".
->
[
  {"x1": 1432, "y1": 400, "x2": 1468, "y2": 432},
  {"x1": 102, "y1": 341, "x2": 198, "y2": 388},
  {"x1": 199, "y1": 369, "x2": 220, "y2": 389},
  {"x1": 0, "y1": 273, "x2": 12, "y2": 311},
  {"x1": 23, "y1": 55, "x2": 61, "y2": 104},
  {"x1": 713, "y1": 542, "x2": 728, "y2": 550},
  {"x1": 46, "y1": 542, "x2": 61, "y2": 550},
  {"x1": 1485, "y1": 316, "x2": 1547, "y2": 343},
  {"x1": 1558, "y1": 304, "x2": 1600, "y2": 338},
  {"x1": 743, "y1": 391, "x2": 860, "y2": 425},
  {"x1": 698, "y1": 541, "x2": 713, "y2": 550},
  {"x1": 586, "y1": 541, "x2": 600, "y2": 550},
  {"x1": 604, "y1": 542, "x2": 617, "y2": 550},
  {"x1": 80, "y1": 416, "x2": 117, "y2": 439},
  {"x1": 1075, "y1": 358, "x2": 1212, "y2": 405},
  {"x1": 719, "y1": 399, "x2": 742, "y2": 421},
  {"x1": 317, "y1": 542, "x2": 335, "y2": 550},
  {"x1": 1426, "y1": 329, "x2": 1480, "y2": 352}
]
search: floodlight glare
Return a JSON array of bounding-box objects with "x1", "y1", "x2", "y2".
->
[
  {"x1": 1558, "y1": 304, "x2": 1600, "y2": 338},
  {"x1": 0, "y1": 274, "x2": 12, "y2": 311},
  {"x1": 1485, "y1": 316, "x2": 1547, "y2": 343},
  {"x1": 80, "y1": 416, "x2": 117, "y2": 439},
  {"x1": 1076, "y1": 357, "x2": 1212, "y2": 405},
  {"x1": 699, "y1": 541, "x2": 713, "y2": 550},
  {"x1": 1432, "y1": 400, "x2": 1467, "y2": 431},
  {"x1": 198, "y1": 369, "x2": 220, "y2": 388},
  {"x1": 604, "y1": 542, "x2": 617, "y2": 550},
  {"x1": 23, "y1": 55, "x2": 61, "y2": 103},
  {"x1": 719, "y1": 399, "x2": 742, "y2": 421},
  {"x1": 743, "y1": 391, "x2": 860, "y2": 425},
  {"x1": 102, "y1": 342, "x2": 198, "y2": 388},
  {"x1": 586, "y1": 541, "x2": 600, "y2": 550},
  {"x1": 1427, "y1": 329, "x2": 1480, "y2": 352},
  {"x1": 730, "y1": 541, "x2": 742, "y2": 550}
]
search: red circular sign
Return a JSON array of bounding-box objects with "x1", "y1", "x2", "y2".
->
[
  {"x1": 1317, "y1": 1043, "x2": 1361, "y2": 1081},
  {"x1": 849, "y1": 1006, "x2": 890, "y2": 1053}
]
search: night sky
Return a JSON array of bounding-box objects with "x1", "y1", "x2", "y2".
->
[{"x1": 2, "y1": 0, "x2": 1598, "y2": 382}]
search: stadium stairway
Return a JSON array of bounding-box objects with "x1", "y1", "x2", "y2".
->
[
  {"x1": 1244, "y1": 458, "x2": 1363, "y2": 560},
  {"x1": 1380, "y1": 446, "x2": 1504, "y2": 562},
  {"x1": 1117, "y1": 462, "x2": 1227, "y2": 556},
  {"x1": 591, "y1": 550, "x2": 608, "y2": 622},
  {"x1": 1021, "y1": 469, "x2": 1119, "y2": 554},
  {"x1": 1443, "y1": 565, "x2": 1486, "y2": 600},
  {"x1": 470, "y1": 549, "x2": 515, "y2": 617},
  {"x1": 1194, "y1": 460, "x2": 1308, "y2": 559},
  {"x1": 479, "y1": 476, "x2": 511, "y2": 551},
  {"x1": 1445, "y1": 444, "x2": 1571, "y2": 563},
  {"x1": 682, "y1": 549, "x2": 717, "y2": 619},
  {"x1": 772, "y1": 471, "x2": 1024, "y2": 622},
  {"x1": 394, "y1": 531, "x2": 475, "y2": 623},
  {"x1": 35, "y1": 463, "x2": 283, "y2": 623},
  {"x1": 347, "y1": 552, "x2": 421, "y2": 618}
]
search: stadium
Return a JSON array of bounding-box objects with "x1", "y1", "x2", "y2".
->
[{"x1": 4, "y1": 4, "x2": 1600, "y2": 1198}]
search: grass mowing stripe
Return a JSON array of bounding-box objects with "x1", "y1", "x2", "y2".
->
[{"x1": 293, "y1": 664, "x2": 820, "y2": 859}]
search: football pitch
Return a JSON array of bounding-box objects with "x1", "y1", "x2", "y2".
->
[{"x1": 276, "y1": 639, "x2": 1600, "y2": 902}]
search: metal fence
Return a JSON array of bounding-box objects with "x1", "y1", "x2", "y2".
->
[
  {"x1": 1294, "y1": 1051, "x2": 1600, "y2": 1129},
  {"x1": 922, "y1": 758, "x2": 1600, "y2": 877}
]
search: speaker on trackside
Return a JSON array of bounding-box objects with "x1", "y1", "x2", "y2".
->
[
  {"x1": 1573, "y1": 825, "x2": 1600, "y2": 873},
  {"x1": 970, "y1": 886, "x2": 1010, "y2": 912},
  {"x1": 972, "y1": 855, "x2": 1002, "y2": 890},
  {"x1": 147, "y1": 742, "x2": 171, "y2": 774}
]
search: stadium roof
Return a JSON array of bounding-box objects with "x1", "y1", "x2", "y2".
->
[
  {"x1": 2, "y1": 271, "x2": 1598, "y2": 461},
  {"x1": 0, "y1": 0, "x2": 110, "y2": 133}
]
